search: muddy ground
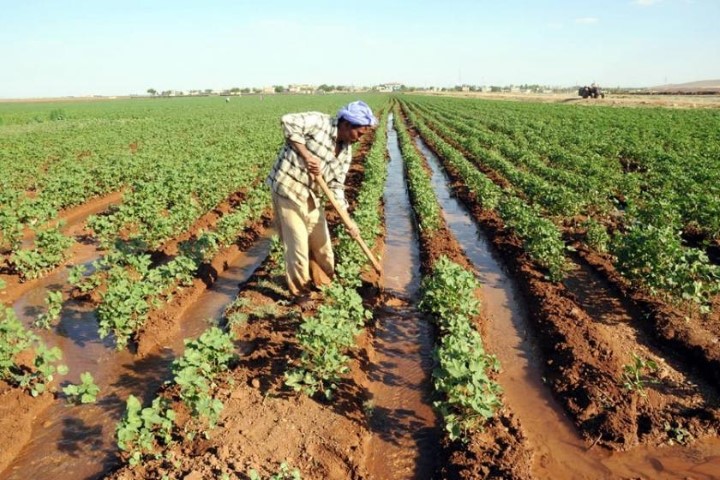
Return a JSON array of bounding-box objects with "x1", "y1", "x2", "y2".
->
[
  {"x1": 0, "y1": 187, "x2": 268, "y2": 475},
  {"x1": 401, "y1": 102, "x2": 720, "y2": 455}
]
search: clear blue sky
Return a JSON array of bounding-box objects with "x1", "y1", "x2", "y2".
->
[{"x1": 1, "y1": 0, "x2": 718, "y2": 98}]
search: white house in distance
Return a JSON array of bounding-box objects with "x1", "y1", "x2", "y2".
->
[
  {"x1": 375, "y1": 82, "x2": 403, "y2": 92},
  {"x1": 288, "y1": 84, "x2": 316, "y2": 94}
]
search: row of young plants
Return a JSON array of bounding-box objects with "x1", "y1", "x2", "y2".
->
[
  {"x1": 406, "y1": 95, "x2": 720, "y2": 239},
  {"x1": 74, "y1": 187, "x2": 271, "y2": 349},
  {"x1": 400, "y1": 103, "x2": 568, "y2": 281},
  {"x1": 407, "y1": 101, "x2": 594, "y2": 218},
  {"x1": 116, "y1": 326, "x2": 236, "y2": 466},
  {"x1": 393, "y1": 109, "x2": 502, "y2": 441},
  {"x1": 0, "y1": 306, "x2": 68, "y2": 397},
  {"x1": 391, "y1": 106, "x2": 443, "y2": 232},
  {"x1": 403, "y1": 98, "x2": 719, "y2": 309},
  {"x1": 284, "y1": 110, "x2": 389, "y2": 400}
]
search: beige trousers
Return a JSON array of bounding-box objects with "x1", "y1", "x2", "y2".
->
[{"x1": 272, "y1": 192, "x2": 334, "y2": 296}]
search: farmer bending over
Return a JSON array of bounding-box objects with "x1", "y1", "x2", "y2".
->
[{"x1": 266, "y1": 100, "x2": 378, "y2": 302}]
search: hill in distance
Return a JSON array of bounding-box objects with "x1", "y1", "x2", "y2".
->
[{"x1": 647, "y1": 79, "x2": 720, "y2": 93}]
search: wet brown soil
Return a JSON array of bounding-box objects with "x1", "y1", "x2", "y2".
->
[
  {"x1": 363, "y1": 116, "x2": 441, "y2": 479},
  {"x1": 569, "y1": 236, "x2": 720, "y2": 388},
  {"x1": 406, "y1": 108, "x2": 720, "y2": 477},
  {"x1": 0, "y1": 232, "x2": 272, "y2": 480},
  {"x1": 1, "y1": 190, "x2": 123, "y2": 304},
  {"x1": 137, "y1": 214, "x2": 271, "y2": 355},
  {"x1": 398, "y1": 116, "x2": 533, "y2": 479}
]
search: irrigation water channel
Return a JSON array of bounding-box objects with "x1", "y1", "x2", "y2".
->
[
  {"x1": 3, "y1": 232, "x2": 272, "y2": 480},
  {"x1": 364, "y1": 115, "x2": 441, "y2": 479},
  {"x1": 414, "y1": 135, "x2": 720, "y2": 479}
]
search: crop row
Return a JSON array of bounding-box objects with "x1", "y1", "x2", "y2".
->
[
  {"x1": 405, "y1": 96, "x2": 720, "y2": 238},
  {"x1": 400, "y1": 104, "x2": 568, "y2": 281},
  {"x1": 401, "y1": 98, "x2": 719, "y2": 309},
  {"x1": 393, "y1": 106, "x2": 503, "y2": 440}
]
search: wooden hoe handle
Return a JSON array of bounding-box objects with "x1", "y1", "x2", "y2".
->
[{"x1": 315, "y1": 175, "x2": 382, "y2": 274}]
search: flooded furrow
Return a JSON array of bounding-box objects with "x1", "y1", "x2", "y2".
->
[
  {"x1": 364, "y1": 115, "x2": 440, "y2": 479},
  {"x1": 2, "y1": 233, "x2": 272, "y2": 480},
  {"x1": 415, "y1": 136, "x2": 720, "y2": 479}
]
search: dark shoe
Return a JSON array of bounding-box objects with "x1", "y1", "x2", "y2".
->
[{"x1": 293, "y1": 293, "x2": 318, "y2": 311}]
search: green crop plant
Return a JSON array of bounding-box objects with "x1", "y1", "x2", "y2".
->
[
  {"x1": 621, "y1": 353, "x2": 659, "y2": 397},
  {"x1": 68, "y1": 263, "x2": 102, "y2": 293},
  {"x1": 10, "y1": 225, "x2": 73, "y2": 280},
  {"x1": 172, "y1": 327, "x2": 236, "y2": 431},
  {"x1": 664, "y1": 421, "x2": 692, "y2": 446},
  {"x1": 583, "y1": 217, "x2": 610, "y2": 253},
  {"x1": 116, "y1": 395, "x2": 176, "y2": 466},
  {"x1": 268, "y1": 234, "x2": 286, "y2": 278},
  {"x1": 251, "y1": 302, "x2": 280, "y2": 319},
  {"x1": 248, "y1": 462, "x2": 302, "y2": 480},
  {"x1": 2, "y1": 307, "x2": 68, "y2": 396},
  {"x1": 1, "y1": 307, "x2": 35, "y2": 381},
  {"x1": 421, "y1": 257, "x2": 502, "y2": 441},
  {"x1": 34, "y1": 290, "x2": 64, "y2": 330},
  {"x1": 226, "y1": 310, "x2": 249, "y2": 329},
  {"x1": 14, "y1": 342, "x2": 69, "y2": 397},
  {"x1": 63, "y1": 371, "x2": 101, "y2": 404}
]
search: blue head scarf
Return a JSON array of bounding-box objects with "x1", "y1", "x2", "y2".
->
[{"x1": 337, "y1": 100, "x2": 378, "y2": 127}]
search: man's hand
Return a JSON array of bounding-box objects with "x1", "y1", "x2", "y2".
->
[
  {"x1": 288, "y1": 140, "x2": 322, "y2": 177},
  {"x1": 304, "y1": 154, "x2": 321, "y2": 176}
]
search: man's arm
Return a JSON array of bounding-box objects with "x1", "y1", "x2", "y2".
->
[{"x1": 288, "y1": 141, "x2": 321, "y2": 176}]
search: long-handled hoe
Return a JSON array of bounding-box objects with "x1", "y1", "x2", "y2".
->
[{"x1": 315, "y1": 174, "x2": 382, "y2": 275}]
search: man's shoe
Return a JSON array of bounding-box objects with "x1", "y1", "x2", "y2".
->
[{"x1": 293, "y1": 293, "x2": 317, "y2": 311}]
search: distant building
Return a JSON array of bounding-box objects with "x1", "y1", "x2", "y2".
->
[
  {"x1": 375, "y1": 82, "x2": 403, "y2": 92},
  {"x1": 288, "y1": 84, "x2": 316, "y2": 94}
]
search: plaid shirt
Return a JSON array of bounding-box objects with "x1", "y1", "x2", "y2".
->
[{"x1": 266, "y1": 112, "x2": 352, "y2": 209}]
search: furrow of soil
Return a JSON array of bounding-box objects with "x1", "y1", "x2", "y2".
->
[
  {"x1": 363, "y1": 114, "x2": 441, "y2": 479},
  {"x1": 404, "y1": 102, "x2": 720, "y2": 392},
  {"x1": 406, "y1": 110, "x2": 720, "y2": 477},
  {"x1": 1, "y1": 190, "x2": 123, "y2": 304},
  {"x1": 137, "y1": 213, "x2": 271, "y2": 355},
  {"x1": 64, "y1": 185, "x2": 272, "y2": 351},
  {"x1": 393, "y1": 113, "x2": 533, "y2": 479},
  {"x1": 567, "y1": 231, "x2": 720, "y2": 387},
  {"x1": 0, "y1": 205, "x2": 272, "y2": 478}
]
